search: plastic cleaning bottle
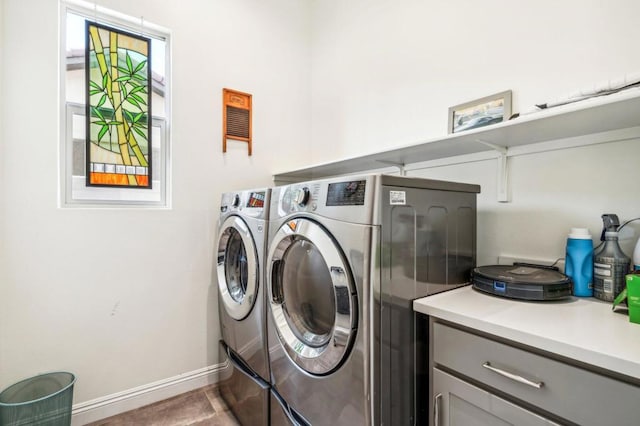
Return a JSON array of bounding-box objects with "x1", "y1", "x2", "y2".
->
[
  {"x1": 593, "y1": 214, "x2": 631, "y2": 302},
  {"x1": 565, "y1": 228, "x2": 593, "y2": 297}
]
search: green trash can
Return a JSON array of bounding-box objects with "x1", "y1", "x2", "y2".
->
[{"x1": 0, "y1": 372, "x2": 76, "y2": 426}]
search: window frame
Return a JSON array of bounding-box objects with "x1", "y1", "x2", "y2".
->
[{"x1": 59, "y1": 0, "x2": 172, "y2": 208}]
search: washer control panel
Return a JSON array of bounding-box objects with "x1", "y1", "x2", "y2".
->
[
  {"x1": 232, "y1": 194, "x2": 241, "y2": 208},
  {"x1": 220, "y1": 189, "x2": 269, "y2": 220}
]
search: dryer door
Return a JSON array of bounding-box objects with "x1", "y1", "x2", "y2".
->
[
  {"x1": 217, "y1": 215, "x2": 259, "y2": 320},
  {"x1": 267, "y1": 218, "x2": 357, "y2": 375}
]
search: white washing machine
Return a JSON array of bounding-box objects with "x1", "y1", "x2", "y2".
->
[
  {"x1": 266, "y1": 174, "x2": 479, "y2": 425},
  {"x1": 216, "y1": 188, "x2": 270, "y2": 426}
]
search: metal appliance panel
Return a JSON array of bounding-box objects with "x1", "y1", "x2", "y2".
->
[
  {"x1": 266, "y1": 212, "x2": 373, "y2": 426},
  {"x1": 378, "y1": 184, "x2": 477, "y2": 426},
  {"x1": 218, "y1": 341, "x2": 269, "y2": 426},
  {"x1": 217, "y1": 188, "x2": 271, "y2": 382},
  {"x1": 270, "y1": 388, "x2": 310, "y2": 426}
]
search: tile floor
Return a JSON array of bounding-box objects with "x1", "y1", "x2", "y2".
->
[{"x1": 85, "y1": 385, "x2": 240, "y2": 426}]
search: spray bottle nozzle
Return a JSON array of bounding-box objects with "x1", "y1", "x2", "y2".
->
[
  {"x1": 600, "y1": 214, "x2": 621, "y2": 241},
  {"x1": 602, "y1": 214, "x2": 620, "y2": 231}
]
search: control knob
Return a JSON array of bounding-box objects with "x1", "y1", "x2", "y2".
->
[
  {"x1": 293, "y1": 187, "x2": 310, "y2": 207},
  {"x1": 232, "y1": 194, "x2": 241, "y2": 208}
]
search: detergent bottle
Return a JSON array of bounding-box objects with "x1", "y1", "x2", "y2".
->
[{"x1": 565, "y1": 228, "x2": 593, "y2": 297}]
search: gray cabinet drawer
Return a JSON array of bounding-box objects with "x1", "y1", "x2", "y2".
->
[
  {"x1": 433, "y1": 368, "x2": 559, "y2": 426},
  {"x1": 433, "y1": 322, "x2": 640, "y2": 426}
]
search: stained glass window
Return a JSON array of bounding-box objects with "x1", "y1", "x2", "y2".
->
[
  {"x1": 61, "y1": 3, "x2": 170, "y2": 207},
  {"x1": 86, "y1": 22, "x2": 152, "y2": 189}
]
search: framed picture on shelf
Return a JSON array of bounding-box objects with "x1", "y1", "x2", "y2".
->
[{"x1": 448, "y1": 90, "x2": 512, "y2": 134}]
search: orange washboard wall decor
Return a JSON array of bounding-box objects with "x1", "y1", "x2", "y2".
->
[{"x1": 222, "y1": 88, "x2": 252, "y2": 155}]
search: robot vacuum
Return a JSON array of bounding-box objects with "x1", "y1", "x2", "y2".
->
[{"x1": 472, "y1": 263, "x2": 572, "y2": 301}]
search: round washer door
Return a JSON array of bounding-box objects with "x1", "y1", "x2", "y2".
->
[
  {"x1": 267, "y1": 218, "x2": 357, "y2": 376},
  {"x1": 217, "y1": 215, "x2": 259, "y2": 320}
]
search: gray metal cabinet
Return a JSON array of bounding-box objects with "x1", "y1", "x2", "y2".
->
[
  {"x1": 433, "y1": 368, "x2": 558, "y2": 426},
  {"x1": 430, "y1": 321, "x2": 640, "y2": 426}
]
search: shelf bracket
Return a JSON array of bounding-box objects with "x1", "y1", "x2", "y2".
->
[
  {"x1": 496, "y1": 152, "x2": 509, "y2": 202},
  {"x1": 376, "y1": 160, "x2": 407, "y2": 176},
  {"x1": 476, "y1": 139, "x2": 509, "y2": 203}
]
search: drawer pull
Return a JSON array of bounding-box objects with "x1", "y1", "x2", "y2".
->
[{"x1": 482, "y1": 362, "x2": 544, "y2": 389}]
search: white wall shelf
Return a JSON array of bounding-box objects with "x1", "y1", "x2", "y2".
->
[{"x1": 273, "y1": 88, "x2": 640, "y2": 190}]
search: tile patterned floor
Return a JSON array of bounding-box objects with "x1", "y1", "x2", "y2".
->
[{"x1": 85, "y1": 385, "x2": 240, "y2": 426}]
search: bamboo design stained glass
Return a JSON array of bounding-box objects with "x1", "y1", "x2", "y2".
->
[{"x1": 86, "y1": 21, "x2": 152, "y2": 188}]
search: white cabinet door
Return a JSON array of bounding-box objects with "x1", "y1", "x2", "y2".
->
[{"x1": 433, "y1": 368, "x2": 560, "y2": 426}]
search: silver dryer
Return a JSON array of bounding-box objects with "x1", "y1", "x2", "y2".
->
[{"x1": 266, "y1": 174, "x2": 479, "y2": 425}]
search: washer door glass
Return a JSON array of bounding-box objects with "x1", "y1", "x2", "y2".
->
[
  {"x1": 217, "y1": 216, "x2": 258, "y2": 320},
  {"x1": 268, "y1": 218, "x2": 356, "y2": 376}
]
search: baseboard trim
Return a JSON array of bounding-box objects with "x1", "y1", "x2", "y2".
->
[{"x1": 71, "y1": 362, "x2": 230, "y2": 425}]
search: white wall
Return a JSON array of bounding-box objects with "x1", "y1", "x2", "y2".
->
[
  {"x1": 406, "y1": 140, "x2": 640, "y2": 266},
  {"x1": 310, "y1": 0, "x2": 640, "y2": 161},
  {"x1": 309, "y1": 0, "x2": 640, "y2": 262},
  {"x1": 0, "y1": 0, "x2": 310, "y2": 405}
]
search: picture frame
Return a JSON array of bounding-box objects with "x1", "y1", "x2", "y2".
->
[{"x1": 448, "y1": 90, "x2": 512, "y2": 134}]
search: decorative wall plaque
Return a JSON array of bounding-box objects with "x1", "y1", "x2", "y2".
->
[{"x1": 223, "y1": 88, "x2": 252, "y2": 156}]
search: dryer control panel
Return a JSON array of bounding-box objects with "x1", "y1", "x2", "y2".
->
[
  {"x1": 280, "y1": 182, "x2": 322, "y2": 214},
  {"x1": 293, "y1": 187, "x2": 311, "y2": 207},
  {"x1": 273, "y1": 176, "x2": 375, "y2": 225},
  {"x1": 326, "y1": 180, "x2": 367, "y2": 206}
]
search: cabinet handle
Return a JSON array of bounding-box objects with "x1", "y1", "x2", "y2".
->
[
  {"x1": 482, "y1": 362, "x2": 544, "y2": 389},
  {"x1": 433, "y1": 392, "x2": 442, "y2": 426}
]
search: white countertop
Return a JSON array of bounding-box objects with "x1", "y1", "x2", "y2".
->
[{"x1": 413, "y1": 286, "x2": 640, "y2": 380}]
